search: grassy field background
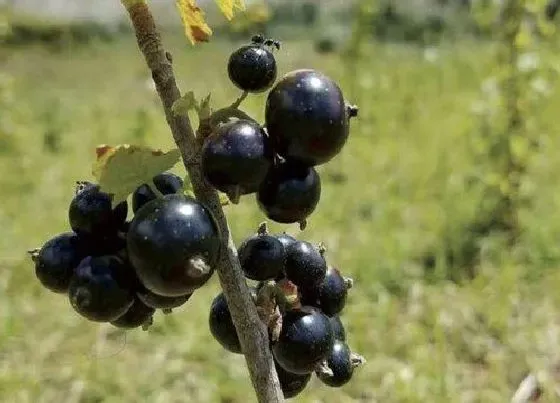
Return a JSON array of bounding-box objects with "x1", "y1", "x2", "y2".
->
[{"x1": 4, "y1": 17, "x2": 560, "y2": 402}]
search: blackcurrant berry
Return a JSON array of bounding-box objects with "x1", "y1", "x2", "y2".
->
[
  {"x1": 209, "y1": 292, "x2": 242, "y2": 354},
  {"x1": 329, "y1": 315, "x2": 346, "y2": 342},
  {"x1": 69, "y1": 182, "x2": 128, "y2": 238},
  {"x1": 284, "y1": 240, "x2": 327, "y2": 290},
  {"x1": 68, "y1": 255, "x2": 135, "y2": 322},
  {"x1": 110, "y1": 297, "x2": 155, "y2": 329},
  {"x1": 265, "y1": 69, "x2": 351, "y2": 166},
  {"x1": 257, "y1": 161, "x2": 321, "y2": 225},
  {"x1": 274, "y1": 232, "x2": 297, "y2": 250},
  {"x1": 316, "y1": 340, "x2": 356, "y2": 387},
  {"x1": 127, "y1": 194, "x2": 221, "y2": 297},
  {"x1": 275, "y1": 359, "x2": 311, "y2": 399},
  {"x1": 202, "y1": 120, "x2": 273, "y2": 199},
  {"x1": 272, "y1": 308, "x2": 334, "y2": 374},
  {"x1": 32, "y1": 232, "x2": 87, "y2": 293},
  {"x1": 238, "y1": 233, "x2": 285, "y2": 281},
  {"x1": 136, "y1": 287, "x2": 192, "y2": 310},
  {"x1": 228, "y1": 44, "x2": 277, "y2": 93},
  {"x1": 132, "y1": 172, "x2": 184, "y2": 213},
  {"x1": 300, "y1": 266, "x2": 349, "y2": 316}
]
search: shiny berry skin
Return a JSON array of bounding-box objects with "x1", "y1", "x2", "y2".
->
[
  {"x1": 316, "y1": 340, "x2": 354, "y2": 387},
  {"x1": 127, "y1": 194, "x2": 221, "y2": 297},
  {"x1": 300, "y1": 266, "x2": 348, "y2": 316},
  {"x1": 68, "y1": 255, "x2": 135, "y2": 322},
  {"x1": 284, "y1": 240, "x2": 327, "y2": 290},
  {"x1": 329, "y1": 315, "x2": 346, "y2": 342},
  {"x1": 275, "y1": 359, "x2": 311, "y2": 399},
  {"x1": 202, "y1": 120, "x2": 273, "y2": 197},
  {"x1": 132, "y1": 172, "x2": 184, "y2": 213},
  {"x1": 110, "y1": 297, "x2": 155, "y2": 329},
  {"x1": 209, "y1": 292, "x2": 242, "y2": 354},
  {"x1": 257, "y1": 161, "x2": 321, "y2": 224},
  {"x1": 272, "y1": 308, "x2": 335, "y2": 374},
  {"x1": 136, "y1": 287, "x2": 192, "y2": 310},
  {"x1": 228, "y1": 44, "x2": 277, "y2": 93},
  {"x1": 34, "y1": 232, "x2": 87, "y2": 293},
  {"x1": 238, "y1": 234, "x2": 285, "y2": 281},
  {"x1": 274, "y1": 233, "x2": 297, "y2": 250},
  {"x1": 265, "y1": 69, "x2": 350, "y2": 166},
  {"x1": 69, "y1": 182, "x2": 128, "y2": 238}
]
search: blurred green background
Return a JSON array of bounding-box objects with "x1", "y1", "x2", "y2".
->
[{"x1": 3, "y1": 0, "x2": 560, "y2": 402}]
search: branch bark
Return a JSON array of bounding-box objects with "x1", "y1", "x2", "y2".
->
[{"x1": 120, "y1": 2, "x2": 284, "y2": 402}]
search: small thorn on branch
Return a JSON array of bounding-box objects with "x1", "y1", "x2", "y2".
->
[
  {"x1": 186, "y1": 256, "x2": 211, "y2": 278},
  {"x1": 350, "y1": 352, "x2": 366, "y2": 368},
  {"x1": 315, "y1": 360, "x2": 334, "y2": 377}
]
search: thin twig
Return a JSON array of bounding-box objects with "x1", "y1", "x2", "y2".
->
[{"x1": 120, "y1": 2, "x2": 283, "y2": 402}]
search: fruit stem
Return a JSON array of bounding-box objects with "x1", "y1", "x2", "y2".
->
[
  {"x1": 27, "y1": 248, "x2": 41, "y2": 262},
  {"x1": 315, "y1": 360, "x2": 334, "y2": 377},
  {"x1": 257, "y1": 221, "x2": 268, "y2": 236},
  {"x1": 186, "y1": 256, "x2": 212, "y2": 278},
  {"x1": 231, "y1": 91, "x2": 249, "y2": 109},
  {"x1": 350, "y1": 352, "x2": 366, "y2": 368},
  {"x1": 299, "y1": 219, "x2": 308, "y2": 231},
  {"x1": 227, "y1": 186, "x2": 241, "y2": 205},
  {"x1": 344, "y1": 277, "x2": 354, "y2": 289}
]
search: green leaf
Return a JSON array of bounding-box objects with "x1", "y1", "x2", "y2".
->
[
  {"x1": 93, "y1": 144, "x2": 181, "y2": 206},
  {"x1": 172, "y1": 91, "x2": 197, "y2": 116}
]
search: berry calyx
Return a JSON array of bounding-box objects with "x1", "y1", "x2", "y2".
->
[
  {"x1": 316, "y1": 340, "x2": 366, "y2": 387},
  {"x1": 126, "y1": 194, "x2": 220, "y2": 297}
]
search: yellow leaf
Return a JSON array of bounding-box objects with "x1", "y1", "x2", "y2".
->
[
  {"x1": 92, "y1": 144, "x2": 181, "y2": 206},
  {"x1": 176, "y1": 0, "x2": 213, "y2": 45},
  {"x1": 215, "y1": 0, "x2": 245, "y2": 21}
]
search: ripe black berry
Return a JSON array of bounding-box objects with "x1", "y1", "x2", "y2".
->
[
  {"x1": 300, "y1": 266, "x2": 349, "y2": 316},
  {"x1": 136, "y1": 287, "x2": 192, "y2": 310},
  {"x1": 275, "y1": 359, "x2": 311, "y2": 399},
  {"x1": 257, "y1": 161, "x2": 321, "y2": 225},
  {"x1": 32, "y1": 232, "x2": 87, "y2": 293},
  {"x1": 329, "y1": 315, "x2": 346, "y2": 342},
  {"x1": 132, "y1": 172, "x2": 184, "y2": 213},
  {"x1": 316, "y1": 340, "x2": 356, "y2": 387},
  {"x1": 127, "y1": 194, "x2": 221, "y2": 297},
  {"x1": 265, "y1": 69, "x2": 351, "y2": 166},
  {"x1": 272, "y1": 308, "x2": 334, "y2": 374},
  {"x1": 238, "y1": 233, "x2": 285, "y2": 281},
  {"x1": 202, "y1": 120, "x2": 273, "y2": 199},
  {"x1": 69, "y1": 182, "x2": 128, "y2": 238},
  {"x1": 68, "y1": 255, "x2": 135, "y2": 322},
  {"x1": 274, "y1": 232, "x2": 297, "y2": 250},
  {"x1": 228, "y1": 44, "x2": 277, "y2": 93},
  {"x1": 110, "y1": 297, "x2": 155, "y2": 329},
  {"x1": 209, "y1": 292, "x2": 242, "y2": 354},
  {"x1": 284, "y1": 240, "x2": 327, "y2": 290}
]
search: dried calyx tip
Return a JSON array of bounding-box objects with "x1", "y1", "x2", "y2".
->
[
  {"x1": 344, "y1": 277, "x2": 354, "y2": 289},
  {"x1": 315, "y1": 360, "x2": 334, "y2": 377},
  {"x1": 318, "y1": 242, "x2": 327, "y2": 256},
  {"x1": 27, "y1": 248, "x2": 41, "y2": 262},
  {"x1": 257, "y1": 221, "x2": 268, "y2": 236},
  {"x1": 347, "y1": 104, "x2": 359, "y2": 118},
  {"x1": 186, "y1": 256, "x2": 211, "y2": 278},
  {"x1": 299, "y1": 219, "x2": 308, "y2": 231},
  {"x1": 350, "y1": 352, "x2": 366, "y2": 367},
  {"x1": 227, "y1": 187, "x2": 241, "y2": 205}
]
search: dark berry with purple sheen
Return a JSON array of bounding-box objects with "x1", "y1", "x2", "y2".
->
[
  {"x1": 238, "y1": 234, "x2": 285, "y2": 281},
  {"x1": 110, "y1": 297, "x2": 155, "y2": 329},
  {"x1": 132, "y1": 172, "x2": 184, "y2": 213},
  {"x1": 274, "y1": 233, "x2": 297, "y2": 250},
  {"x1": 202, "y1": 120, "x2": 273, "y2": 197},
  {"x1": 136, "y1": 287, "x2": 192, "y2": 310},
  {"x1": 265, "y1": 69, "x2": 350, "y2": 166},
  {"x1": 127, "y1": 194, "x2": 220, "y2": 297},
  {"x1": 329, "y1": 315, "x2": 346, "y2": 342},
  {"x1": 68, "y1": 255, "x2": 135, "y2": 322},
  {"x1": 69, "y1": 182, "x2": 128, "y2": 238},
  {"x1": 275, "y1": 359, "x2": 311, "y2": 398},
  {"x1": 284, "y1": 240, "x2": 327, "y2": 290},
  {"x1": 33, "y1": 232, "x2": 88, "y2": 293},
  {"x1": 316, "y1": 340, "x2": 355, "y2": 387},
  {"x1": 209, "y1": 292, "x2": 242, "y2": 354},
  {"x1": 228, "y1": 44, "x2": 277, "y2": 93},
  {"x1": 257, "y1": 161, "x2": 321, "y2": 224},
  {"x1": 272, "y1": 308, "x2": 335, "y2": 374},
  {"x1": 300, "y1": 266, "x2": 348, "y2": 316}
]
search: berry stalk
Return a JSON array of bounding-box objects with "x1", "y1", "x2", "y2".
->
[{"x1": 119, "y1": 2, "x2": 284, "y2": 402}]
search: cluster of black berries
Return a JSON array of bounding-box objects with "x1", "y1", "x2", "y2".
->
[
  {"x1": 202, "y1": 34, "x2": 358, "y2": 229},
  {"x1": 29, "y1": 173, "x2": 222, "y2": 329},
  {"x1": 209, "y1": 223, "x2": 365, "y2": 399}
]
